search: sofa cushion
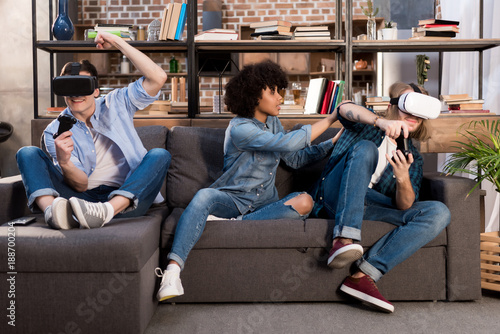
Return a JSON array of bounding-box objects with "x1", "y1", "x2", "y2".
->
[
  {"x1": 0, "y1": 207, "x2": 167, "y2": 273},
  {"x1": 160, "y1": 208, "x2": 447, "y2": 250}
]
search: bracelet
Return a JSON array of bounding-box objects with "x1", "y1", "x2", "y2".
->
[{"x1": 373, "y1": 116, "x2": 380, "y2": 127}]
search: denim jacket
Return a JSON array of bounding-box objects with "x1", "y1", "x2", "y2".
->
[
  {"x1": 210, "y1": 116, "x2": 335, "y2": 214},
  {"x1": 44, "y1": 77, "x2": 159, "y2": 179}
]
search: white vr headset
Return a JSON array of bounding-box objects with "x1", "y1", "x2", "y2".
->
[{"x1": 390, "y1": 92, "x2": 441, "y2": 119}]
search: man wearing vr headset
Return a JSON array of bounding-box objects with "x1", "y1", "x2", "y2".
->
[
  {"x1": 16, "y1": 31, "x2": 170, "y2": 229},
  {"x1": 309, "y1": 82, "x2": 450, "y2": 313}
]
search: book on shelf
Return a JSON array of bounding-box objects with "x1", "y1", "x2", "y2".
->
[
  {"x1": 295, "y1": 25, "x2": 329, "y2": 32},
  {"x1": 254, "y1": 25, "x2": 291, "y2": 33},
  {"x1": 167, "y1": 3, "x2": 183, "y2": 40},
  {"x1": 249, "y1": 20, "x2": 292, "y2": 29},
  {"x1": 418, "y1": 19, "x2": 460, "y2": 26},
  {"x1": 94, "y1": 23, "x2": 132, "y2": 32},
  {"x1": 257, "y1": 35, "x2": 293, "y2": 40},
  {"x1": 449, "y1": 109, "x2": 491, "y2": 114},
  {"x1": 304, "y1": 78, "x2": 328, "y2": 114},
  {"x1": 440, "y1": 93, "x2": 471, "y2": 102},
  {"x1": 413, "y1": 30, "x2": 456, "y2": 38},
  {"x1": 160, "y1": 3, "x2": 173, "y2": 40},
  {"x1": 279, "y1": 104, "x2": 304, "y2": 114},
  {"x1": 294, "y1": 31, "x2": 331, "y2": 37},
  {"x1": 251, "y1": 30, "x2": 293, "y2": 37},
  {"x1": 194, "y1": 29, "x2": 239, "y2": 41},
  {"x1": 294, "y1": 36, "x2": 331, "y2": 40},
  {"x1": 418, "y1": 25, "x2": 459, "y2": 33},
  {"x1": 304, "y1": 78, "x2": 344, "y2": 115},
  {"x1": 175, "y1": 2, "x2": 188, "y2": 40}
]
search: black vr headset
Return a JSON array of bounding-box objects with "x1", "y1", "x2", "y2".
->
[{"x1": 52, "y1": 62, "x2": 98, "y2": 97}]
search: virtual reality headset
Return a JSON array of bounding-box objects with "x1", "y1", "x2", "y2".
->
[
  {"x1": 390, "y1": 92, "x2": 441, "y2": 119},
  {"x1": 52, "y1": 63, "x2": 98, "y2": 96}
]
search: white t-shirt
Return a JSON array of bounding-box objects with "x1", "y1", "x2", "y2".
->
[
  {"x1": 87, "y1": 127, "x2": 130, "y2": 189},
  {"x1": 369, "y1": 136, "x2": 397, "y2": 188}
]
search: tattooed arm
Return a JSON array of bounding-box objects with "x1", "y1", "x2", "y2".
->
[{"x1": 338, "y1": 101, "x2": 409, "y2": 139}]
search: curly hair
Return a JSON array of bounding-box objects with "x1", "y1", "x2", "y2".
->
[{"x1": 224, "y1": 60, "x2": 288, "y2": 118}]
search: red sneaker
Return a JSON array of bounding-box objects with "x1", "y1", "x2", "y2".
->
[
  {"x1": 340, "y1": 275, "x2": 394, "y2": 313},
  {"x1": 327, "y1": 241, "x2": 363, "y2": 269}
]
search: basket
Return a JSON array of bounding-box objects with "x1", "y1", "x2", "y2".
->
[{"x1": 480, "y1": 232, "x2": 500, "y2": 291}]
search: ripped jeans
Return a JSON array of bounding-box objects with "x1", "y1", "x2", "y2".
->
[{"x1": 168, "y1": 189, "x2": 308, "y2": 270}]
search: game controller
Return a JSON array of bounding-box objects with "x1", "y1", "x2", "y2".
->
[{"x1": 53, "y1": 114, "x2": 77, "y2": 139}]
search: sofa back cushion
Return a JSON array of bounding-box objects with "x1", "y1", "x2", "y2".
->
[
  {"x1": 166, "y1": 127, "x2": 226, "y2": 208},
  {"x1": 165, "y1": 126, "x2": 296, "y2": 209}
]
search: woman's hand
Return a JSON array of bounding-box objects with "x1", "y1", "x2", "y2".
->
[{"x1": 331, "y1": 127, "x2": 345, "y2": 145}]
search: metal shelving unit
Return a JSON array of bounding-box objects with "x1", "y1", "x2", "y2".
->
[{"x1": 32, "y1": 0, "x2": 500, "y2": 119}]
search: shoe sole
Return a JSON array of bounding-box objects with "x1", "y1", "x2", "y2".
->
[
  {"x1": 327, "y1": 244, "x2": 363, "y2": 269},
  {"x1": 340, "y1": 284, "x2": 395, "y2": 313},
  {"x1": 157, "y1": 287, "x2": 184, "y2": 302},
  {"x1": 50, "y1": 198, "x2": 79, "y2": 230}
]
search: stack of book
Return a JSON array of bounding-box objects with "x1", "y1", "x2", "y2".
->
[
  {"x1": 194, "y1": 28, "x2": 239, "y2": 41},
  {"x1": 441, "y1": 94, "x2": 489, "y2": 113},
  {"x1": 304, "y1": 78, "x2": 344, "y2": 115},
  {"x1": 412, "y1": 19, "x2": 459, "y2": 40},
  {"x1": 159, "y1": 1, "x2": 188, "y2": 41},
  {"x1": 249, "y1": 20, "x2": 293, "y2": 40},
  {"x1": 294, "y1": 25, "x2": 331, "y2": 41},
  {"x1": 366, "y1": 96, "x2": 390, "y2": 114}
]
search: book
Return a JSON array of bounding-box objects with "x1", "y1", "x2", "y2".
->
[
  {"x1": 294, "y1": 31, "x2": 331, "y2": 37},
  {"x1": 449, "y1": 109, "x2": 490, "y2": 114},
  {"x1": 295, "y1": 26, "x2": 329, "y2": 32},
  {"x1": 160, "y1": 3, "x2": 174, "y2": 40},
  {"x1": 254, "y1": 26, "x2": 291, "y2": 33},
  {"x1": 413, "y1": 30, "x2": 456, "y2": 38},
  {"x1": 251, "y1": 30, "x2": 293, "y2": 37},
  {"x1": 320, "y1": 80, "x2": 335, "y2": 114},
  {"x1": 195, "y1": 29, "x2": 239, "y2": 41},
  {"x1": 257, "y1": 35, "x2": 293, "y2": 40},
  {"x1": 167, "y1": 3, "x2": 183, "y2": 40},
  {"x1": 304, "y1": 78, "x2": 328, "y2": 114},
  {"x1": 418, "y1": 25, "x2": 459, "y2": 33},
  {"x1": 94, "y1": 24, "x2": 132, "y2": 32},
  {"x1": 332, "y1": 80, "x2": 345, "y2": 111},
  {"x1": 249, "y1": 20, "x2": 292, "y2": 29},
  {"x1": 174, "y1": 2, "x2": 187, "y2": 40},
  {"x1": 418, "y1": 19, "x2": 460, "y2": 26},
  {"x1": 294, "y1": 36, "x2": 331, "y2": 40},
  {"x1": 440, "y1": 93, "x2": 471, "y2": 101}
]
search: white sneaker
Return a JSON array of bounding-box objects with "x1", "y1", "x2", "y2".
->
[
  {"x1": 155, "y1": 267, "x2": 184, "y2": 302},
  {"x1": 45, "y1": 197, "x2": 80, "y2": 230}
]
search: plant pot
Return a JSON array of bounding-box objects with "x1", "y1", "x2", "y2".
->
[{"x1": 381, "y1": 28, "x2": 397, "y2": 40}]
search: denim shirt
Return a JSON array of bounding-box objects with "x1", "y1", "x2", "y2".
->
[
  {"x1": 43, "y1": 77, "x2": 160, "y2": 179},
  {"x1": 310, "y1": 109, "x2": 423, "y2": 217},
  {"x1": 210, "y1": 116, "x2": 335, "y2": 214}
]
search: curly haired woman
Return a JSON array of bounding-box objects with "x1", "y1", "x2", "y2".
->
[{"x1": 155, "y1": 60, "x2": 343, "y2": 301}]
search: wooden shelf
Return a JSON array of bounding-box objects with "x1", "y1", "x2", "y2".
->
[
  {"x1": 352, "y1": 39, "x2": 500, "y2": 53},
  {"x1": 195, "y1": 40, "x2": 345, "y2": 53},
  {"x1": 36, "y1": 40, "x2": 188, "y2": 53}
]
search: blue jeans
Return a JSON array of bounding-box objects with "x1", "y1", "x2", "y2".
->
[
  {"x1": 168, "y1": 189, "x2": 309, "y2": 270},
  {"x1": 16, "y1": 146, "x2": 171, "y2": 217},
  {"x1": 321, "y1": 140, "x2": 451, "y2": 281}
]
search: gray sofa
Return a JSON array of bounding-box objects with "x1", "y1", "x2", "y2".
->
[{"x1": 0, "y1": 124, "x2": 482, "y2": 333}]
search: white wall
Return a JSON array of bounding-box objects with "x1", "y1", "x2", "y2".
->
[{"x1": 0, "y1": 0, "x2": 51, "y2": 177}]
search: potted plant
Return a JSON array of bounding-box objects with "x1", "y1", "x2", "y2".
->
[
  {"x1": 361, "y1": 0, "x2": 379, "y2": 40},
  {"x1": 443, "y1": 119, "x2": 500, "y2": 195},
  {"x1": 381, "y1": 20, "x2": 397, "y2": 40}
]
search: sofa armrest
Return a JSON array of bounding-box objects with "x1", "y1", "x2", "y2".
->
[
  {"x1": 0, "y1": 175, "x2": 30, "y2": 223},
  {"x1": 421, "y1": 172, "x2": 481, "y2": 301}
]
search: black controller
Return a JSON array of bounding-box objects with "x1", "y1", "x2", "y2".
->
[
  {"x1": 393, "y1": 131, "x2": 410, "y2": 162},
  {"x1": 53, "y1": 114, "x2": 77, "y2": 139}
]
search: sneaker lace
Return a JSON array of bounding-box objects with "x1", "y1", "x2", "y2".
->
[
  {"x1": 84, "y1": 201, "x2": 107, "y2": 219},
  {"x1": 155, "y1": 267, "x2": 164, "y2": 278}
]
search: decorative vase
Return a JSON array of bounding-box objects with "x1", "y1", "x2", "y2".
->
[
  {"x1": 52, "y1": 0, "x2": 74, "y2": 40},
  {"x1": 366, "y1": 17, "x2": 376, "y2": 40}
]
